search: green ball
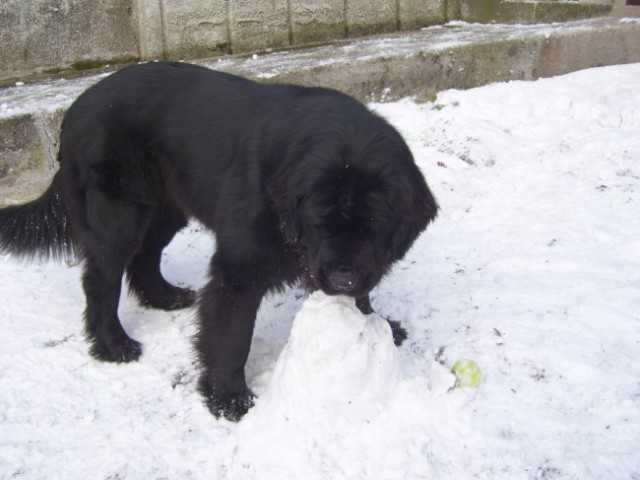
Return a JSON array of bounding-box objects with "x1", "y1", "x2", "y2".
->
[{"x1": 452, "y1": 360, "x2": 482, "y2": 388}]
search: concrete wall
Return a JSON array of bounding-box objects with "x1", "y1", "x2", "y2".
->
[
  {"x1": 459, "y1": 0, "x2": 612, "y2": 24},
  {"x1": 290, "y1": 1, "x2": 346, "y2": 44},
  {"x1": 3, "y1": 15, "x2": 639, "y2": 206},
  {"x1": 2, "y1": 0, "x2": 450, "y2": 80},
  {"x1": 138, "y1": 0, "x2": 449, "y2": 59},
  {"x1": 0, "y1": 0, "x2": 139, "y2": 78}
]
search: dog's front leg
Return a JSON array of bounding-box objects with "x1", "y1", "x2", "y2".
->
[
  {"x1": 195, "y1": 262, "x2": 266, "y2": 422},
  {"x1": 356, "y1": 295, "x2": 408, "y2": 346}
]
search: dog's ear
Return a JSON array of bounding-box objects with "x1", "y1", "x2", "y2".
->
[
  {"x1": 267, "y1": 164, "x2": 306, "y2": 245},
  {"x1": 389, "y1": 169, "x2": 438, "y2": 262}
]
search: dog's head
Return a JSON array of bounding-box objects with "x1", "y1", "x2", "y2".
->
[{"x1": 269, "y1": 121, "x2": 438, "y2": 298}]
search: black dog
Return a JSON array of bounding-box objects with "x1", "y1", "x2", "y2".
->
[{"x1": 0, "y1": 62, "x2": 437, "y2": 421}]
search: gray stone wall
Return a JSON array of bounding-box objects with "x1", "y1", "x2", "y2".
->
[
  {"x1": 0, "y1": 0, "x2": 139, "y2": 78},
  {"x1": 2, "y1": 15, "x2": 638, "y2": 205},
  {"x1": 1, "y1": 0, "x2": 450, "y2": 80},
  {"x1": 137, "y1": 0, "x2": 449, "y2": 59}
]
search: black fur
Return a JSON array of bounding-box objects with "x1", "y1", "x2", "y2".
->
[
  {"x1": 0, "y1": 173, "x2": 74, "y2": 261},
  {"x1": 0, "y1": 62, "x2": 437, "y2": 421}
]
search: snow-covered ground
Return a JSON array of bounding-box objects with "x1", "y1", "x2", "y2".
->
[{"x1": 1, "y1": 63, "x2": 639, "y2": 479}]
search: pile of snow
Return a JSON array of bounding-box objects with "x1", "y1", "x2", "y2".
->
[
  {"x1": 228, "y1": 292, "x2": 468, "y2": 480},
  {"x1": 254, "y1": 292, "x2": 402, "y2": 419},
  {"x1": 1, "y1": 63, "x2": 639, "y2": 479}
]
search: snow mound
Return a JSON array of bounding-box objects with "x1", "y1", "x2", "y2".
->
[
  {"x1": 224, "y1": 292, "x2": 467, "y2": 479},
  {"x1": 255, "y1": 291, "x2": 401, "y2": 421}
]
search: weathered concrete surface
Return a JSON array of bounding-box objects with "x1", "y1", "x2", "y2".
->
[
  {"x1": 0, "y1": 0, "x2": 139, "y2": 80},
  {"x1": 496, "y1": 1, "x2": 612, "y2": 24},
  {"x1": 0, "y1": 110, "x2": 63, "y2": 205},
  {"x1": 2, "y1": 0, "x2": 449, "y2": 81},
  {"x1": 346, "y1": 0, "x2": 398, "y2": 37},
  {"x1": 1, "y1": 16, "x2": 640, "y2": 205},
  {"x1": 0, "y1": 0, "x2": 616, "y2": 81},
  {"x1": 229, "y1": 0, "x2": 290, "y2": 53},
  {"x1": 162, "y1": 0, "x2": 229, "y2": 59},
  {"x1": 290, "y1": 1, "x2": 346, "y2": 45},
  {"x1": 399, "y1": 0, "x2": 447, "y2": 29},
  {"x1": 460, "y1": 0, "x2": 612, "y2": 24}
]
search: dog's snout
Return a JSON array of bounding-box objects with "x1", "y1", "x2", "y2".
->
[{"x1": 327, "y1": 265, "x2": 356, "y2": 293}]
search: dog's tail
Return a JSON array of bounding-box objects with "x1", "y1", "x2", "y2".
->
[{"x1": 0, "y1": 171, "x2": 75, "y2": 261}]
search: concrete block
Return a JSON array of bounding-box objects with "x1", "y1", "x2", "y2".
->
[
  {"x1": 446, "y1": 0, "x2": 462, "y2": 21},
  {"x1": 461, "y1": 0, "x2": 612, "y2": 24},
  {"x1": 398, "y1": 0, "x2": 446, "y2": 30},
  {"x1": 346, "y1": 0, "x2": 397, "y2": 37},
  {"x1": 134, "y1": 0, "x2": 166, "y2": 60},
  {"x1": 160, "y1": 0, "x2": 229, "y2": 59},
  {"x1": 229, "y1": 0, "x2": 289, "y2": 53},
  {"x1": 0, "y1": 115, "x2": 39, "y2": 178},
  {"x1": 0, "y1": 110, "x2": 62, "y2": 206},
  {"x1": 459, "y1": 0, "x2": 501, "y2": 23},
  {"x1": 534, "y1": 22, "x2": 639, "y2": 77},
  {"x1": 0, "y1": 0, "x2": 138, "y2": 79},
  {"x1": 264, "y1": 36, "x2": 542, "y2": 102},
  {"x1": 495, "y1": 2, "x2": 541, "y2": 23},
  {"x1": 290, "y1": 0, "x2": 346, "y2": 45},
  {"x1": 528, "y1": 2, "x2": 612, "y2": 23},
  {"x1": 495, "y1": 2, "x2": 612, "y2": 24}
]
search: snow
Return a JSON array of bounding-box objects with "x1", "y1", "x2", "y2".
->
[
  {"x1": 0, "y1": 74, "x2": 110, "y2": 119},
  {"x1": 2, "y1": 63, "x2": 640, "y2": 479}
]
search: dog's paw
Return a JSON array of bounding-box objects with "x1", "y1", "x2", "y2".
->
[
  {"x1": 203, "y1": 390, "x2": 256, "y2": 422},
  {"x1": 199, "y1": 378, "x2": 255, "y2": 422},
  {"x1": 387, "y1": 320, "x2": 408, "y2": 346},
  {"x1": 89, "y1": 334, "x2": 142, "y2": 363},
  {"x1": 137, "y1": 285, "x2": 197, "y2": 311},
  {"x1": 161, "y1": 286, "x2": 197, "y2": 310}
]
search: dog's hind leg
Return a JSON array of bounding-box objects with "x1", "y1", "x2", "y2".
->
[
  {"x1": 126, "y1": 203, "x2": 196, "y2": 311},
  {"x1": 80, "y1": 189, "x2": 152, "y2": 363}
]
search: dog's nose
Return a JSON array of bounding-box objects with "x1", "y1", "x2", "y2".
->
[{"x1": 328, "y1": 265, "x2": 356, "y2": 293}]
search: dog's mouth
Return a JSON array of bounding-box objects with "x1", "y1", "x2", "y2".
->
[{"x1": 315, "y1": 266, "x2": 373, "y2": 298}]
